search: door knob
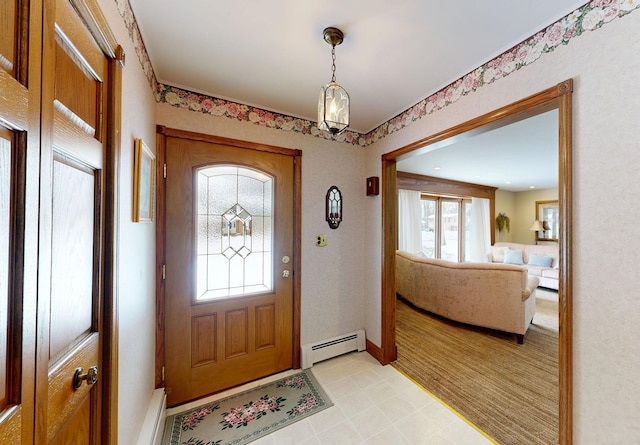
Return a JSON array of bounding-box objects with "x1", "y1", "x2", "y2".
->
[
  {"x1": 282, "y1": 269, "x2": 290, "y2": 278},
  {"x1": 73, "y1": 366, "x2": 98, "y2": 390}
]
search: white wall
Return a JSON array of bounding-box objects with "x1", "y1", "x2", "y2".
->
[
  {"x1": 98, "y1": 1, "x2": 158, "y2": 443},
  {"x1": 365, "y1": 10, "x2": 640, "y2": 443}
]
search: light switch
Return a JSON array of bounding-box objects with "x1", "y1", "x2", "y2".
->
[{"x1": 315, "y1": 234, "x2": 328, "y2": 247}]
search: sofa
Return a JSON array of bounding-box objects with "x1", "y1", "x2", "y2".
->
[
  {"x1": 396, "y1": 250, "x2": 539, "y2": 343},
  {"x1": 490, "y1": 242, "x2": 559, "y2": 290}
]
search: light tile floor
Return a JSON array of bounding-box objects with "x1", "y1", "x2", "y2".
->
[{"x1": 166, "y1": 351, "x2": 496, "y2": 444}]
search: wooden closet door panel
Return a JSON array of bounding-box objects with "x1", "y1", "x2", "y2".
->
[
  {"x1": 0, "y1": 128, "x2": 17, "y2": 439},
  {"x1": 0, "y1": 0, "x2": 28, "y2": 132},
  {"x1": 0, "y1": 130, "x2": 10, "y2": 413},
  {"x1": 0, "y1": 0, "x2": 41, "y2": 442},
  {"x1": 38, "y1": 0, "x2": 107, "y2": 442},
  {"x1": 0, "y1": 0, "x2": 18, "y2": 77}
]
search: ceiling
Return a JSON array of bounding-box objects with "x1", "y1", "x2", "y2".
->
[
  {"x1": 128, "y1": 0, "x2": 584, "y2": 191},
  {"x1": 396, "y1": 109, "x2": 559, "y2": 192}
]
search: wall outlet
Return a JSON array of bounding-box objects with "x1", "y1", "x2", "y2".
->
[{"x1": 315, "y1": 234, "x2": 328, "y2": 247}]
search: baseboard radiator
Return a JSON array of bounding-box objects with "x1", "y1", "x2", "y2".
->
[
  {"x1": 301, "y1": 329, "x2": 366, "y2": 369},
  {"x1": 136, "y1": 388, "x2": 166, "y2": 445}
]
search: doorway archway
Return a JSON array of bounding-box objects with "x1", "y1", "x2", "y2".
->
[{"x1": 380, "y1": 80, "x2": 573, "y2": 444}]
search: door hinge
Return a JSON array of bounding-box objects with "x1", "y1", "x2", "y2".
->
[
  {"x1": 163, "y1": 163, "x2": 167, "y2": 178},
  {"x1": 161, "y1": 366, "x2": 165, "y2": 383},
  {"x1": 162, "y1": 264, "x2": 166, "y2": 280}
]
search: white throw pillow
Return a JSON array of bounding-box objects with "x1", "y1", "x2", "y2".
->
[
  {"x1": 503, "y1": 249, "x2": 524, "y2": 265},
  {"x1": 491, "y1": 246, "x2": 507, "y2": 262}
]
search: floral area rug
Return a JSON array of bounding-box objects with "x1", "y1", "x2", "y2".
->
[{"x1": 162, "y1": 371, "x2": 332, "y2": 445}]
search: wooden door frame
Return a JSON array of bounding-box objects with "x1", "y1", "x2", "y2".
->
[
  {"x1": 155, "y1": 126, "x2": 303, "y2": 389},
  {"x1": 380, "y1": 80, "x2": 573, "y2": 444},
  {"x1": 66, "y1": 3, "x2": 124, "y2": 442}
]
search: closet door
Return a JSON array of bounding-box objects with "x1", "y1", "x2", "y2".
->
[
  {"x1": 0, "y1": 0, "x2": 42, "y2": 442},
  {"x1": 36, "y1": 0, "x2": 110, "y2": 442},
  {"x1": 1, "y1": 0, "x2": 121, "y2": 442}
]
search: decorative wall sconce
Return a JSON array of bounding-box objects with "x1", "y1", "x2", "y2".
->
[{"x1": 326, "y1": 186, "x2": 342, "y2": 229}]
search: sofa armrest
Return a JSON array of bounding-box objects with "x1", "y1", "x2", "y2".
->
[{"x1": 522, "y1": 276, "x2": 540, "y2": 301}]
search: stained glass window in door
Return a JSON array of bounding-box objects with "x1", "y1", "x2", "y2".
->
[{"x1": 196, "y1": 165, "x2": 273, "y2": 300}]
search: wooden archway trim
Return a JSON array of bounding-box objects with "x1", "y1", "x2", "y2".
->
[{"x1": 380, "y1": 79, "x2": 573, "y2": 444}]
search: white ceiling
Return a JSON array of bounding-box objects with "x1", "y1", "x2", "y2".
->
[
  {"x1": 128, "y1": 0, "x2": 584, "y2": 190},
  {"x1": 396, "y1": 110, "x2": 559, "y2": 192}
]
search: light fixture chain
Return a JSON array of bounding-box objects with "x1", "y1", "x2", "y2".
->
[{"x1": 331, "y1": 45, "x2": 337, "y2": 82}]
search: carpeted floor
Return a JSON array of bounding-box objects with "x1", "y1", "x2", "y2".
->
[{"x1": 394, "y1": 288, "x2": 559, "y2": 445}]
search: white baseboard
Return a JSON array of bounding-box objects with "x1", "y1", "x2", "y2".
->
[{"x1": 136, "y1": 388, "x2": 166, "y2": 445}]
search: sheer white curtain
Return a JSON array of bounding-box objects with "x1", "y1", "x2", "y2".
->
[
  {"x1": 398, "y1": 189, "x2": 423, "y2": 254},
  {"x1": 468, "y1": 197, "x2": 491, "y2": 262}
]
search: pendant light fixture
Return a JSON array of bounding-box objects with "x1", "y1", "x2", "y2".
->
[{"x1": 318, "y1": 27, "x2": 350, "y2": 135}]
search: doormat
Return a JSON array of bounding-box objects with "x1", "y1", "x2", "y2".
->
[{"x1": 162, "y1": 370, "x2": 332, "y2": 445}]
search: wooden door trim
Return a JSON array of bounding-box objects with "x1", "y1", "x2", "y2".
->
[
  {"x1": 102, "y1": 48, "x2": 123, "y2": 445},
  {"x1": 66, "y1": 2, "x2": 122, "y2": 443},
  {"x1": 35, "y1": 0, "x2": 59, "y2": 440},
  {"x1": 155, "y1": 130, "x2": 167, "y2": 388},
  {"x1": 380, "y1": 80, "x2": 573, "y2": 444},
  {"x1": 67, "y1": 0, "x2": 120, "y2": 60},
  {"x1": 155, "y1": 126, "x2": 303, "y2": 389},
  {"x1": 158, "y1": 127, "x2": 301, "y2": 157}
]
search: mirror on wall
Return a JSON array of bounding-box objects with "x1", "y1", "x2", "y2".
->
[{"x1": 535, "y1": 200, "x2": 559, "y2": 241}]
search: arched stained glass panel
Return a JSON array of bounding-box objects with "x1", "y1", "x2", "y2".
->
[{"x1": 196, "y1": 165, "x2": 273, "y2": 300}]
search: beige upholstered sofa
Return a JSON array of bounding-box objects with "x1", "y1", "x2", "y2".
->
[
  {"x1": 396, "y1": 250, "x2": 539, "y2": 343},
  {"x1": 490, "y1": 242, "x2": 559, "y2": 290}
]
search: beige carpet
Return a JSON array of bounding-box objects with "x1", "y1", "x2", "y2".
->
[{"x1": 394, "y1": 288, "x2": 559, "y2": 445}]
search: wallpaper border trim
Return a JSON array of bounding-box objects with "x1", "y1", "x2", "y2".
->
[{"x1": 116, "y1": 0, "x2": 639, "y2": 146}]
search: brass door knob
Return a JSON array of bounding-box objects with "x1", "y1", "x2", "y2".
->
[{"x1": 73, "y1": 366, "x2": 98, "y2": 390}]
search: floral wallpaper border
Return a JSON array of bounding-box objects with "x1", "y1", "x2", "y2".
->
[{"x1": 116, "y1": 0, "x2": 639, "y2": 147}]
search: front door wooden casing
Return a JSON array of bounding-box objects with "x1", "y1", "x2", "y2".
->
[{"x1": 159, "y1": 130, "x2": 301, "y2": 407}]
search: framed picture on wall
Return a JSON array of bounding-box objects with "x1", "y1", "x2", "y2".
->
[{"x1": 133, "y1": 138, "x2": 155, "y2": 222}]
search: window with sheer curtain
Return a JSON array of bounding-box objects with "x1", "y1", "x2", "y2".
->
[
  {"x1": 398, "y1": 190, "x2": 490, "y2": 262},
  {"x1": 398, "y1": 189, "x2": 423, "y2": 255}
]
